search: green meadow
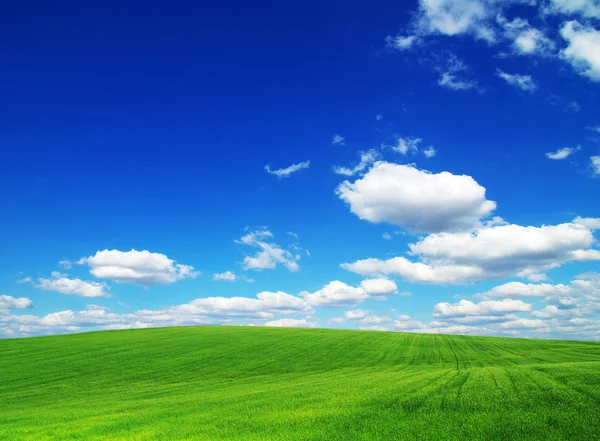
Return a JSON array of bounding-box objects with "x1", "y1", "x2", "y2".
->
[{"x1": 1, "y1": 326, "x2": 599, "y2": 440}]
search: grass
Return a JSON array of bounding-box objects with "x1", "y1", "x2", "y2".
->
[{"x1": 1, "y1": 327, "x2": 599, "y2": 440}]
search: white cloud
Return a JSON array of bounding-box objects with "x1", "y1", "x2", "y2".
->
[
  {"x1": 477, "y1": 281, "x2": 573, "y2": 298},
  {"x1": 358, "y1": 315, "x2": 393, "y2": 326},
  {"x1": 238, "y1": 228, "x2": 301, "y2": 272},
  {"x1": 496, "y1": 69, "x2": 537, "y2": 92},
  {"x1": 342, "y1": 257, "x2": 484, "y2": 284},
  {"x1": 264, "y1": 161, "x2": 310, "y2": 178},
  {"x1": 423, "y1": 146, "x2": 436, "y2": 158},
  {"x1": 497, "y1": 16, "x2": 555, "y2": 56},
  {"x1": 58, "y1": 260, "x2": 73, "y2": 270},
  {"x1": 327, "y1": 317, "x2": 346, "y2": 324},
  {"x1": 434, "y1": 298, "x2": 532, "y2": 317},
  {"x1": 37, "y1": 272, "x2": 110, "y2": 298},
  {"x1": 301, "y1": 281, "x2": 368, "y2": 308},
  {"x1": 360, "y1": 278, "x2": 398, "y2": 296},
  {"x1": 79, "y1": 250, "x2": 198, "y2": 286},
  {"x1": 382, "y1": 232, "x2": 393, "y2": 240},
  {"x1": 344, "y1": 309, "x2": 369, "y2": 319},
  {"x1": 592, "y1": 156, "x2": 600, "y2": 175},
  {"x1": 386, "y1": 35, "x2": 419, "y2": 50},
  {"x1": 177, "y1": 291, "x2": 311, "y2": 318},
  {"x1": 389, "y1": 137, "x2": 422, "y2": 155},
  {"x1": 336, "y1": 161, "x2": 496, "y2": 233},
  {"x1": 343, "y1": 222, "x2": 600, "y2": 284},
  {"x1": 560, "y1": 21, "x2": 600, "y2": 82},
  {"x1": 332, "y1": 134, "x2": 345, "y2": 146},
  {"x1": 0, "y1": 295, "x2": 33, "y2": 311},
  {"x1": 416, "y1": 0, "x2": 497, "y2": 42},
  {"x1": 545, "y1": 146, "x2": 581, "y2": 160},
  {"x1": 439, "y1": 72, "x2": 478, "y2": 90},
  {"x1": 573, "y1": 216, "x2": 600, "y2": 230},
  {"x1": 549, "y1": 0, "x2": 600, "y2": 19},
  {"x1": 437, "y1": 54, "x2": 478, "y2": 91},
  {"x1": 301, "y1": 279, "x2": 398, "y2": 308},
  {"x1": 494, "y1": 318, "x2": 545, "y2": 329},
  {"x1": 213, "y1": 271, "x2": 236, "y2": 281},
  {"x1": 264, "y1": 318, "x2": 316, "y2": 328},
  {"x1": 376, "y1": 114, "x2": 384, "y2": 120},
  {"x1": 333, "y1": 150, "x2": 379, "y2": 176}
]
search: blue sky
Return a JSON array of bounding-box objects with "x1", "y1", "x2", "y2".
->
[{"x1": 1, "y1": 0, "x2": 600, "y2": 339}]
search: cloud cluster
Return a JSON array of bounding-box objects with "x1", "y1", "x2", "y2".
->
[
  {"x1": 301, "y1": 279, "x2": 398, "y2": 307},
  {"x1": 559, "y1": 21, "x2": 600, "y2": 82},
  {"x1": 333, "y1": 150, "x2": 379, "y2": 176},
  {"x1": 238, "y1": 228, "x2": 302, "y2": 272},
  {"x1": 264, "y1": 161, "x2": 310, "y2": 178},
  {"x1": 336, "y1": 161, "x2": 496, "y2": 233},
  {"x1": 545, "y1": 146, "x2": 581, "y2": 160},
  {"x1": 0, "y1": 295, "x2": 33, "y2": 311},
  {"x1": 496, "y1": 69, "x2": 537, "y2": 92},
  {"x1": 37, "y1": 272, "x2": 111, "y2": 298},
  {"x1": 213, "y1": 271, "x2": 237, "y2": 281},
  {"x1": 343, "y1": 221, "x2": 600, "y2": 284},
  {"x1": 78, "y1": 249, "x2": 198, "y2": 286}
]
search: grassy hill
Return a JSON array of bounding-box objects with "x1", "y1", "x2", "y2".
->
[{"x1": 1, "y1": 327, "x2": 599, "y2": 440}]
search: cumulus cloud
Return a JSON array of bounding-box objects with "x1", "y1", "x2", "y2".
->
[
  {"x1": 176, "y1": 291, "x2": 312, "y2": 318},
  {"x1": 301, "y1": 279, "x2": 398, "y2": 307},
  {"x1": 573, "y1": 216, "x2": 600, "y2": 230},
  {"x1": 0, "y1": 295, "x2": 33, "y2": 311},
  {"x1": 238, "y1": 228, "x2": 302, "y2": 272},
  {"x1": 477, "y1": 281, "x2": 573, "y2": 299},
  {"x1": 336, "y1": 161, "x2": 496, "y2": 233},
  {"x1": 388, "y1": 137, "x2": 422, "y2": 155},
  {"x1": 476, "y1": 275, "x2": 600, "y2": 302},
  {"x1": 416, "y1": 0, "x2": 497, "y2": 42},
  {"x1": 545, "y1": 146, "x2": 581, "y2": 160},
  {"x1": 343, "y1": 222, "x2": 600, "y2": 284},
  {"x1": 434, "y1": 299, "x2": 532, "y2": 317},
  {"x1": 213, "y1": 271, "x2": 236, "y2": 281},
  {"x1": 332, "y1": 134, "x2": 345, "y2": 146},
  {"x1": 386, "y1": 34, "x2": 419, "y2": 50},
  {"x1": 333, "y1": 150, "x2": 379, "y2": 176},
  {"x1": 58, "y1": 260, "x2": 73, "y2": 270},
  {"x1": 549, "y1": 0, "x2": 600, "y2": 19},
  {"x1": 78, "y1": 249, "x2": 198, "y2": 286},
  {"x1": 264, "y1": 161, "x2": 310, "y2": 178},
  {"x1": 496, "y1": 69, "x2": 537, "y2": 92},
  {"x1": 344, "y1": 309, "x2": 369, "y2": 319},
  {"x1": 36, "y1": 271, "x2": 110, "y2": 298},
  {"x1": 560, "y1": 21, "x2": 600, "y2": 82},
  {"x1": 423, "y1": 146, "x2": 437, "y2": 158},
  {"x1": 437, "y1": 54, "x2": 479, "y2": 91},
  {"x1": 592, "y1": 156, "x2": 600, "y2": 175},
  {"x1": 497, "y1": 16, "x2": 555, "y2": 56},
  {"x1": 264, "y1": 318, "x2": 316, "y2": 328}
]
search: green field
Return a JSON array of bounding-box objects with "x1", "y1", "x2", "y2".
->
[{"x1": 1, "y1": 327, "x2": 600, "y2": 440}]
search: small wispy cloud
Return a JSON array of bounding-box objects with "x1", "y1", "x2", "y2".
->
[
  {"x1": 423, "y1": 146, "x2": 436, "y2": 158},
  {"x1": 545, "y1": 146, "x2": 581, "y2": 160},
  {"x1": 496, "y1": 69, "x2": 537, "y2": 92},
  {"x1": 437, "y1": 54, "x2": 479, "y2": 91},
  {"x1": 592, "y1": 156, "x2": 600, "y2": 175},
  {"x1": 333, "y1": 150, "x2": 379, "y2": 176},
  {"x1": 376, "y1": 114, "x2": 383, "y2": 121},
  {"x1": 385, "y1": 35, "x2": 419, "y2": 51},
  {"x1": 264, "y1": 161, "x2": 310, "y2": 178},
  {"x1": 389, "y1": 137, "x2": 421, "y2": 155},
  {"x1": 213, "y1": 271, "x2": 236, "y2": 282},
  {"x1": 332, "y1": 134, "x2": 345, "y2": 146}
]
